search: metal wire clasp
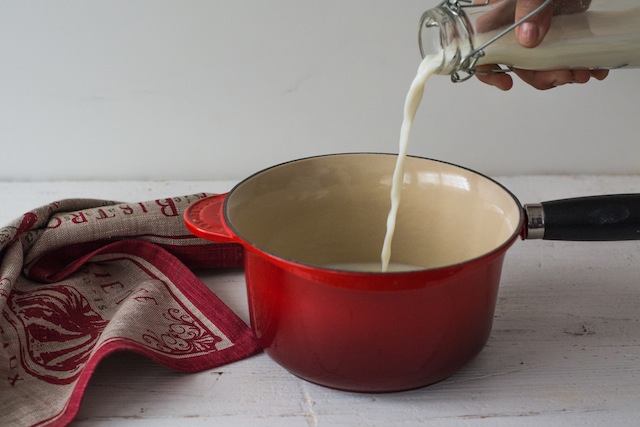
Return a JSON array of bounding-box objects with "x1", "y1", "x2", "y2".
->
[{"x1": 419, "y1": 0, "x2": 554, "y2": 83}]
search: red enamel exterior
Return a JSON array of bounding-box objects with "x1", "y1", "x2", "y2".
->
[
  {"x1": 243, "y1": 247, "x2": 508, "y2": 392},
  {"x1": 185, "y1": 193, "x2": 519, "y2": 392}
]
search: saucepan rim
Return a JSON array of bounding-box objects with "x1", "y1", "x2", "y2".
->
[{"x1": 220, "y1": 152, "x2": 525, "y2": 278}]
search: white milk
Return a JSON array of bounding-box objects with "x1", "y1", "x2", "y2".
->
[
  {"x1": 379, "y1": 7, "x2": 640, "y2": 272},
  {"x1": 479, "y1": 8, "x2": 640, "y2": 70},
  {"x1": 326, "y1": 262, "x2": 424, "y2": 273},
  {"x1": 380, "y1": 52, "x2": 445, "y2": 272},
  {"x1": 376, "y1": 5, "x2": 640, "y2": 273}
]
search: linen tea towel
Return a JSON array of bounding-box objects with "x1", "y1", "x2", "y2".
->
[{"x1": 0, "y1": 194, "x2": 261, "y2": 426}]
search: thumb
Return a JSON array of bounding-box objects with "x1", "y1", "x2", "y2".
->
[{"x1": 514, "y1": 0, "x2": 553, "y2": 48}]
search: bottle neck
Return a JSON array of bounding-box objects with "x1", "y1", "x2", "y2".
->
[{"x1": 419, "y1": 4, "x2": 474, "y2": 76}]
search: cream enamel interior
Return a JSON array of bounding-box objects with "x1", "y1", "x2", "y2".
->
[{"x1": 225, "y1": 154, "x2": 523, "y2": 270}]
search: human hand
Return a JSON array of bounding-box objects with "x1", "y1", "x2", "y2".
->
[{"x1": 476, "y1": 0, "x2": 609, "y2": 90}]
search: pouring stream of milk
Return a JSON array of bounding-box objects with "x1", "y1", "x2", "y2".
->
[
  {"x1": 381, "y1": 52, "x2": 444, "y2": 272},
  {"x1": 380, "y1": 7, "x2": 640, "y2": 272}
]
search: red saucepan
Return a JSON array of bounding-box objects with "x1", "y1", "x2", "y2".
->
[{"x1": 184, "y1": 153, "x2": 640, "y2": 392}]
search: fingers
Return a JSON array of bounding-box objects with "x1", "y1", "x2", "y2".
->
[
  {"x1": 475, "y1": 65, "x2": 514, "y2": 91},
  {"x1": 591, "y1": 69, "x2": 610, "y2": 81},
  {"x1": 512, "y1": 68, "x2": 609, "y2": 90},
  {"x1": 514, "y1": 0, "x2": 553, "y2": 48},
  {"x1": 477, "y1": 68, "x2": 608, "y2": 91}
]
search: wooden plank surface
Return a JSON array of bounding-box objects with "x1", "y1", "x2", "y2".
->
[{"x1": 2, "y1": 176, "x2": 639, "y2": 426}]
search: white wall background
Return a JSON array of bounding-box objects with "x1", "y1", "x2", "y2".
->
[{"x1": 1, "y1": 0, "x2": 638, "y2": 181}]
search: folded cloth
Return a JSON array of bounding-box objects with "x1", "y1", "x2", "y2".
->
[{"x1": 0, "y1": 194, "x2": 261, "y2": 427}]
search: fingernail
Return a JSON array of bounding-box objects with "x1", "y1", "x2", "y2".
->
[{"x1": 518, "y1": 22, "x2": 539, "y2": 47}]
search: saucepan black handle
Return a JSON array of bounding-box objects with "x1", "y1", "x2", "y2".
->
[{"x1": 524, "y1": 194, "x2": 640, "y2": 241}]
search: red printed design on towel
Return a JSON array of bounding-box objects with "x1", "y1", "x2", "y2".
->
[
  {"x1": 7, "y1": 286, "x2": 108, "y2": 385},
  {"x1": 17, "y1": 213, "x2": 38, "y2": 235},
  {"x1": 0, "y1": 196, "x2": 260, "y2": 427},
  {"x1": 142, "y1": 307, "x2": 229, "y2": 355},
  {"x1": 0, "y1": 212, "x2": 38, "y2": 248}
]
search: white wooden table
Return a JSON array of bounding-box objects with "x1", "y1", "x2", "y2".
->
[{"x1": 2, "y1": 176, "x2": 640, "y2": 426}]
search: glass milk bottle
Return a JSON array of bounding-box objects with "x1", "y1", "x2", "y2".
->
[{"x1": 419, "y1": 0, "x2": 640, "y2": 82}]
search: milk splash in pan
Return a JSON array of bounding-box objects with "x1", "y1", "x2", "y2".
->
[{"x1": 381, "y1": 52, "x2": 445, "y2": 272}]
